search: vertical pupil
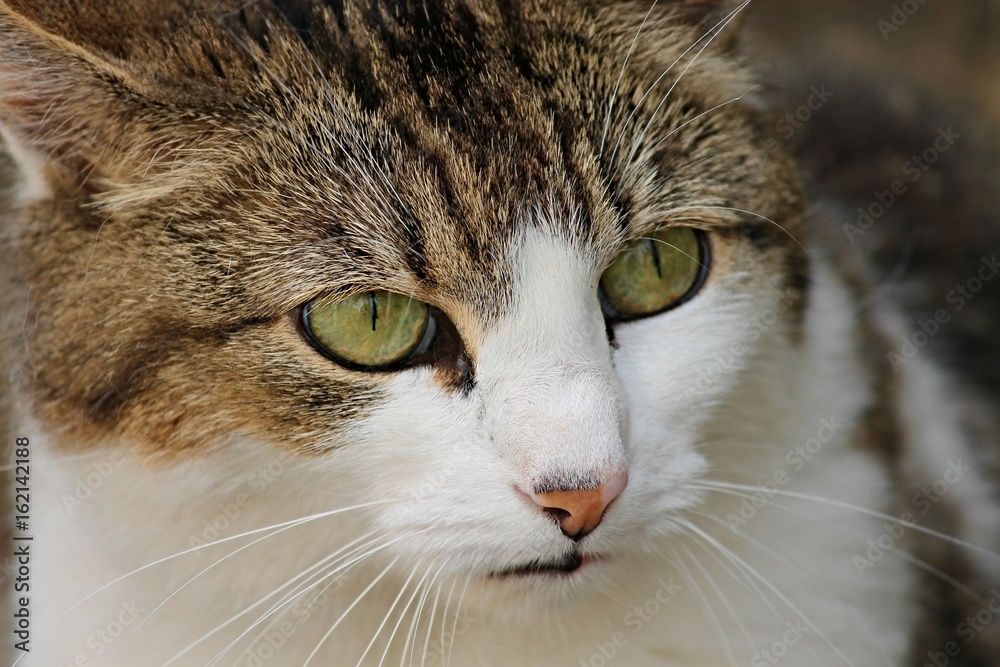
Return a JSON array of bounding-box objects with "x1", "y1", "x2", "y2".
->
[
  {"x1": 370, "y1": 293, "x2": 378, "y2": 332},
  {"x1": 648, "y1": 240, "x2": 663, "y2": 279}
]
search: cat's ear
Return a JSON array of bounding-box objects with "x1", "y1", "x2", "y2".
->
[{"x1": 0, "y1": 1, "x2": 215, "y2": 198}]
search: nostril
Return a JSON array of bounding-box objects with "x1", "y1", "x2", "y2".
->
[
  {"x1": 542, "y1": 506, "x2": 571, "y2": 522},
  {"x1": 524, "y1": 470, "x2": 629, "y2": 538}
]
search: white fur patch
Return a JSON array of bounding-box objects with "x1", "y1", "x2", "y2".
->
[{"x1": 1, "y1": 128, "x2": 52, "y2": 204}]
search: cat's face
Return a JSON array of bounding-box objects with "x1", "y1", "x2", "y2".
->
[{"x1": 3, "y1": 0, "x2": 805, "y2": 607}]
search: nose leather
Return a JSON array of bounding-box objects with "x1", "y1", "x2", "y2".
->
[{"x1": 529, "y1": 471, "x2": 628, "y2": 538}]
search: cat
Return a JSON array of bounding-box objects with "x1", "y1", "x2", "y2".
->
[{"x1": 1, "y1": 0, "x2": 999, "y2": 665}]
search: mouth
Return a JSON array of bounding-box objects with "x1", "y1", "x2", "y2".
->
[{"x1": 489, "y1": 552, "x2": 598, "y2": 578}]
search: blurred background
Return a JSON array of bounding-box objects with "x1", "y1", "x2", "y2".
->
[
  {"x1": 747, "y1": 0, "x2": 1000, "y2": 121},
  {"x1": 743, "y1": 0, "x2": 1000, "y2": 407}
]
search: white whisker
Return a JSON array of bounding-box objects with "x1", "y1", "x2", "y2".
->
[
  {"x1": 356, "y1": 562, "x2": 423, "y2": 667},
  {"x1": 694, "y1": 480, "x2": 1000, "y2": 561},
  {"x1": 680, "y1": 542, "x2": 758, "y2": 656},
  {"x1": 445, "y1": 574, "x2": 472, "y2": 667},
  {"x1": 379, "y1": 563, "x2": 436, "y2": 667},
  {"x1": 120, "y1": 505, "x2": 354, "y2": 650},
  {"x1": 599, "y1": 0, "x2": 658, "y2": 159},
  {"x1": 182, "y1": 530, "x2": 383, "y2": 666},
  {"x1": 39, "y1": 499, "x2": 394, "y2": 641},
  {"x1": 689, "y1": 509, "x2": 900, "y2": 665},
  {"x1": 404, "y1": 558, "x2": 449, "y2": 667},
  {"x1": 635, "y1": 85, "x2": 757, "y2": 167},
  {"x1": 678, "y1": 517, "x2": 857, "y2": 666},
  {"x1": 669, "y1": 545, "x2": 740, "y2": 667},
  {"x1": 188, "y1": 531, "x2": 390, "y2": 667},
  {"x1": 690, "y1": 486, "x2": 984, "y2": 603},
  {"x1": 618, "y1": 1, "x2": 752, "y2": 179},
  {"x1": 250, "y1": 528, "x2": 433, "y2": 665},
  {"x1": 627, "y1": 235, "x2": 709, "y2": 273},
  {"x1": 663, "y1": 205, "x2": 811, "y2": 254},
  {"x1": 420, "y1": 578, "x2": 444, "y2": 667},
  {"x1": 303, "y1": 557, "x2": 400, "y2": 666},
  {"x1": 437, "y1": 576, "x2": 458, "y2": 667},
  {"x1": 606, "y1": 0, "x2": 749, "y2": 171}
]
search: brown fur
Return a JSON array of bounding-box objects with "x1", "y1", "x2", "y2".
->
[{"x1": 0, "y1": 0, "x2": 805, "y2": 459}]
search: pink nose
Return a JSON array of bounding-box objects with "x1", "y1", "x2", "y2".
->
[{"x1": 529, "y1": 471, "x2": 628, "y2": 539}]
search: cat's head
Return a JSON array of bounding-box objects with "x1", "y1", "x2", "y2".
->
[{"x1": 1, "y1": 0, "x2": 806, "y2": 603}]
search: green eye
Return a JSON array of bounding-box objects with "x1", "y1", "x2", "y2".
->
[
  {"x1": 303, "y1": 291, "x2": 430, "y2": 368},
  {"x1": 600, "y1": 227, "x2": 706, "y2": 318}
]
